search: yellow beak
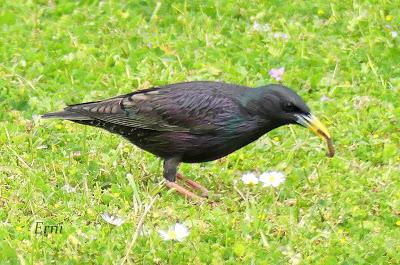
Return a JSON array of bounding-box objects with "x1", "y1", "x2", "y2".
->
[{"x1": 296, "y1": 113, "x2": 335, "y2": 157}]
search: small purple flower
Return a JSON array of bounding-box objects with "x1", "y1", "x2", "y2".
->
[
  {"x1": 391, "y1": 31, "x2": 398, "y2": 38},
  {"x1": 72, "y1": 151, "x2": 81, "y2": 157},
  {"x1": 269, "y1": 67, "x2": 285, "y2": 81}
]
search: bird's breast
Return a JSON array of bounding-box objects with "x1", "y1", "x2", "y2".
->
[{"x1": 180, "y1": 122, "x2": 269, "y2": 163}]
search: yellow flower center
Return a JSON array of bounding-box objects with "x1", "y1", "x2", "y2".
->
[
  {"x1": 268, "y1": 176, "x2": 276, "y2": 182},
  {"x1": 167, "y1": 230, "x2": 177, "y2": 240}
]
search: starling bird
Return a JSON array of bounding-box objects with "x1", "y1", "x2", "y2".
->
[{"x1": 42, "y1": 81, "x2": 334, "y2": 200}]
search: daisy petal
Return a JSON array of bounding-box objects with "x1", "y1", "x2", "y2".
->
[
  {"x1": 174, "y1": 223, "x2": 189, "y2": 241},
  {"x1": 101, "y1": 213, "x2": 125, "y2": 226},
  {"x1": 158, "y1": 230, "x2": 170, "y2": 241}
]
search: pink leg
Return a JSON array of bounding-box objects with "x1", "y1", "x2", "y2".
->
[
  {"x1": 165, "y1": 181, "x2": 204, "y2": 201},
  {"x1": 176, "y1": 173, "x2": 209, "y2": 198}
]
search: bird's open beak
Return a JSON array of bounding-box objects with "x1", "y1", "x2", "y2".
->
[
  {"x1": 296, "y1": 113, "x2": 330, "y2": 139},
  {"x1": 295, "y1": 113, "x2": 335, "y2": 157}
]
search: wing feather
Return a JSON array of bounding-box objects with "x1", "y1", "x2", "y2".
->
[{"x1": 65, "y1": 83, "x2": 247, "y2": 133}]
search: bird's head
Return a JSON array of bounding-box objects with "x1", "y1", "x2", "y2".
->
[{"x1": 258, "y1": 84, "x2": 334, "y2": 157}]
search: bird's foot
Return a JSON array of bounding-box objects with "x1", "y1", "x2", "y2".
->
[
  {"x1": 164, "y1": 173, "x2": 210, "y2": 203},
  {"x1": 176, "y1": 173, "x2": 209, "y2": 198},
  {"x1": 164, "y1": 181, "x2": 205, "y2": 202}
]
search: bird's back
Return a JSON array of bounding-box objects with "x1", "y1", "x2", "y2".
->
[{"x1": 42, "y1": 81, "x2": 270, "y2": 162}]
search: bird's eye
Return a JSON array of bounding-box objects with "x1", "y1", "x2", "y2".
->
[{"x1": 283, "y1": 102, "x2": 299, "y2": 112}]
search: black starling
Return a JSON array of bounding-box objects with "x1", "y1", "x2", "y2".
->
[{"x1": 42, "y1": 81, "x2": 334, "y2": 200}]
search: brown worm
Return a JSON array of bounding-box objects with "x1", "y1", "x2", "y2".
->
[
  {"x1": 317, "y1": 129, "x2": 335, "y2": 157},
  {"x1": 326, "y1": 138, "x2": 335, "y2": 157}
]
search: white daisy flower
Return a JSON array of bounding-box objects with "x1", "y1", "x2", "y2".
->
[
  {"x1": 320, "y1": 95, "x2": 333, "y2": 102},
  {"x1": 290, "y1": 253, "x2": 302, "y2": 265},
  {"x1": 259, "y1": 171, "x2": 286, "y2": 187},
  {"x1": 100, "y1": 213, "x2": 124, "y2": 227},
  {"x1": 273, "y1": 32, "x2": 289, "y2": 39},
  {"x1": 61, "y1": 183, "x2": 76, "y2": 193},
  {"x1": 241, "y1": 172, "x2": 259, "y2": 185},
  {"x1": 252, "y1": 21, "x2": 271, "y2": 32},
  {"x1": 32, "y1": 114, "x2": 41, "y2": 123},
  {"x1": 158, "y1": 223, "x2": 189, "y2": 242}
]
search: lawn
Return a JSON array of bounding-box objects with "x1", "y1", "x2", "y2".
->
[{"x1": 1, "y1": 0, "x2": 399, "y2": 264}]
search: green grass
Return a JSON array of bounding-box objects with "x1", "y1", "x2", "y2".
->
[{"x1": 1, "y1": 0, "x2": 399, "y2": 264}]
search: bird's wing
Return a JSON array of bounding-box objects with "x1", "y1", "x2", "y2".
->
[{"x1": 66, "y1": 86, "x2": 246, "y2": 133}]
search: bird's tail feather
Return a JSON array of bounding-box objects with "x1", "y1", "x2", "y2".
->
[{"x1": 41, "y1": 110, "x2": 91, "y2": 120}]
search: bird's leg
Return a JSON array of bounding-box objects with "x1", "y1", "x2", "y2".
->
[
  {"x1": 163, "y1": 158, "x2": 204, "y2": 201},
  {"x1": 176, "y1": 173, "x2": 209, "y2": 198}
]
